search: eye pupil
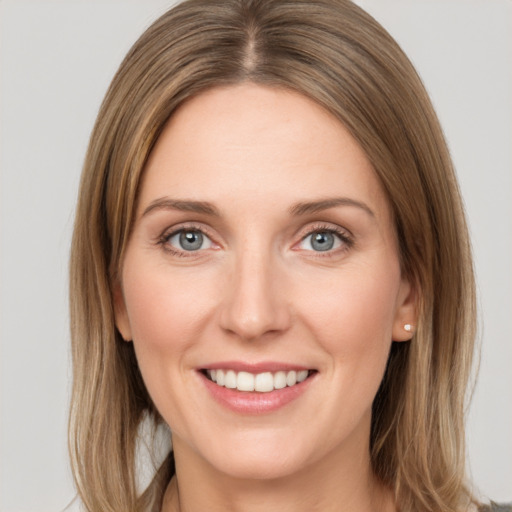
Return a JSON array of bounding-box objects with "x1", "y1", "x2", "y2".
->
[
  {"x1": 179, "y1": 230, "x2": 203, "y2": 251},
  {"x1": 311, "y1": 232, "x2": 335, "y2": 251}
]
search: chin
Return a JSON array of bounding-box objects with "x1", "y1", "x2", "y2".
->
[
  {"x1": 211, "y1": 453, "x2": 306, "y2": 481},
  {"x1": 192, "y1": 431, "x2": 320, "y2": 481}
]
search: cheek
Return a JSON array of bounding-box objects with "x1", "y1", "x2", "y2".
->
[
  {"x1": 120, "y1": 259, "x2": 221, "y2": 427},
  {"x1": 122, "y1": 262, "x2": 216, "y2": 354},
  {"x1": 300, "y1": 261, "x2": 401, "y2": 367}
]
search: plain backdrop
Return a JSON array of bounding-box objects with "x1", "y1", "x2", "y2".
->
[{"x1": 0, "y1": 1, "x2": 510, "y2": 510}]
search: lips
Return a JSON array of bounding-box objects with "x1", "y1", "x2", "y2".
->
[{"x1": 198, "y1": 362, "x2": 317, "y2": 414}]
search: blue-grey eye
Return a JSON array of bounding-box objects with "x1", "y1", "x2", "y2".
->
[
  {"x1": 168, "y1": 229, "x2": 212, "y2": 251},
  {"x1": 300, "y1": 231, "x2": 342, "y2": 252}
]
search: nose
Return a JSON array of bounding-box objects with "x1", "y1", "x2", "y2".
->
[{"x1": 219, "y1": 246, "x2": 291, "y2": 341}]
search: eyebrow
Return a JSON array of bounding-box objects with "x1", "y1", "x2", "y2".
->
[
  {"x1": 141, "y1": 198, "x2": 220, "y2": 218},
  {"x1": 289, "y1": 197, "x2": 375, "y2": 217},
  {"x1": 141, "y1": 196, "x2": 374, "y2": 219}
]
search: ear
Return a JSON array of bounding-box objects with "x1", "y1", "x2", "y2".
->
[
  {"x1": 392, "y1": 276, "x2": 418, "y2": 342},
  {"x1": 112, "y1": 280, "x2": 133, "y2": 342}
]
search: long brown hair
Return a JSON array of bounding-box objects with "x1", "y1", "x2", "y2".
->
[{"x1": 69, "y1": 1, "x2": 477, "y2": 511}]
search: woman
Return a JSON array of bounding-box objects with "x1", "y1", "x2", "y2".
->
[{"x1": 68, "y1": 1, "x2": 506, "y2": 511}]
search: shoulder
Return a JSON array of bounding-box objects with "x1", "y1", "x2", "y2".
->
[{"x1": 479, "y1": 502, "x2": 512, "y2": 512}]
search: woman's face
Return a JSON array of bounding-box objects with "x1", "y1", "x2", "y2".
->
[{"x1": 115, "y1": 84, "x2": 415, "y2": 480}]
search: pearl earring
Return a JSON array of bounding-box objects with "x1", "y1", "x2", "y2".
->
[{"x1": 404, "y1": 324, "x2": 413, "y2": 332}]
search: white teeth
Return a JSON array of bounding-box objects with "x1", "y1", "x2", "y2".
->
[
  {"x1": 254, "y1": 372, "x2": 274, "y2": 392},
  {"x1": 274, "y1": 371, "x2": 287, "y2": 389},
  {"x1": 206, "y1": 369, "x2": 311, "y2": 393},
  {"x1": 225, "y1": 370, "x2": 237, "y2": 389},
  {"x1": 297, "y1": 370, "x2": 308, "y2": 383},
  {"x1": 237, "y1": 371, "x2": 255, "y2": 391},
  {"x1": 286, "y1": 370, "x2": 297, "y2": 386},
  {"x1": 216, "y1": 369, "x2": 225, "y2": 386}
]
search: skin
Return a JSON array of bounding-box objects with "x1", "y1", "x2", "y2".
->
[{"x1": 114, "y1": 83, "x2": 416, "y2": 512}]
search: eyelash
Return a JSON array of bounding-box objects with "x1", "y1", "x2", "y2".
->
[
  {"x1": 156, "y1": 222, "x2": 354, "y2": 258},
  {"x1": 296, "y1": 223, "x2": 354, "y2": 257},
  {"x1": 157, "y1": 223, "x2": 216, "y2": 258}
]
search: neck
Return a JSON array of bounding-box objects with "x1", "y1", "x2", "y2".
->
[{"x1": 161, "y1": 438, "x2": 395, "y2": 512}]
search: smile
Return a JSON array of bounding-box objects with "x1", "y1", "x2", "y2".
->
[
  {"x1": 204, "y1": 369, "x2": 311, "y2": 393},
  {"x1": 199, "y1": 363, "x2": 317, "y2": 414}
]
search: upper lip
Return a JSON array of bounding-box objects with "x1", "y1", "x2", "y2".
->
[{"x1": 199, "y1": 361, "x2": 313, "y2": 373}]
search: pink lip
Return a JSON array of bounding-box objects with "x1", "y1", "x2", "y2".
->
[
  {"x1": 200, "y1": 361, "x2": 311, "y2": 373},
  {"x1": 198, "y1": 368, "x2": 316, "y2": 415}
]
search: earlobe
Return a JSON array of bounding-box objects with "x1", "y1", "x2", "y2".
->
[
  {"x1": 392, "y1": 277, "x2": 419, "y2": 342},
  {"x1": 112, "y1": 281, "x2": 133, "y2": 342}
]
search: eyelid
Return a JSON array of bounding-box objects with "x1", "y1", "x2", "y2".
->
[
  {"x1": 155, "y1": 220, "x2": 353, "y2": 257},
  {"x1": 294, "y1": 222, "x2": 354, "y2": 254},
  {"x1": 168, "y1": 229, "x2": 213, "y2": 251},
  {"x1": 157, "y1": 222, "x2": 220, "y2": 256}
]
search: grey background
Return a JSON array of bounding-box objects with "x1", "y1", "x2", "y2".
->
[{"x1": 0, "y1": 1, "x2": 510, "y2": 510}]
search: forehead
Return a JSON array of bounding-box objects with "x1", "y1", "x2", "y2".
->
[{"x1": 139, "y1": 83, "x2": 390, "y2": 219}]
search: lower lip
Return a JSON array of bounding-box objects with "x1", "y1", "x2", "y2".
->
[{"x1": 199, "y1": 371, "x2": 316, "y2": 414}]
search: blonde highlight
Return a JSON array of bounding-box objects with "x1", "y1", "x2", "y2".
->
[{"x1": 69, "y1": 1, "x2": 478, "y2": 510}]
